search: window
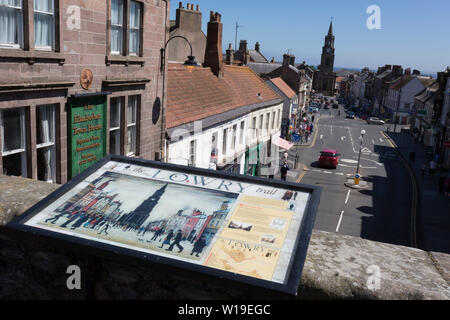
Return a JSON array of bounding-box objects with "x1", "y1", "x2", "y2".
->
[
  {"x1": 271, "y1": 111, "x2": 276, "y2": 131},
  {"x1": 222, "y1": 128, "x2": 227, "y2": 155},
  {"x1": 129, "y1": 0, "x2": 141, "y2": 55},
  {"x1": 111, "y1": 0, "x2": 124, "y2": 55},
  {"x1": 239, "y1": 121, "x2": 244, "y2": 145},
  {"x1": 1, "y1": 107, "x2": 26, "y2": 177},
  {"x1": 109, "y1": 97, "x2": 122, "y2": 155},
  {"x1": 231, "y1": 124, "x2": 237, "y2": 150},
  {"x1": 276, "y1": 109, "x2": 280, "y2": 128},
  {"x1": 259, "y1": 114, "x2": 263, "y2": 130},
  {"x1": 252, "y1": 117, "x2": 256, "y2": 138},
  {"x1": 34, "y1": 0, "x2": 55, "y2": 50},
  {"x1": 0, "y1": 0, "x2": 23, "y2": 48},
  {"x1": 126, "y1": 95, "x2": 138, "y2": 155},
  {"x1": 188, "y1": 140, "x2": 196, "y2": 166},
  {"x1": 265, "y1": 113, "x2": 270, "y2": 131},
  {"x1": 36, "y1": 104, "x2": 55, "y2": 182},
  {"x1": 210, "y1": 132, "x2": 218, "y2": 163}
]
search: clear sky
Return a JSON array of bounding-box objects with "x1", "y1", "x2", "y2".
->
[{"x1": 170, "y1": 0, "x2": 450, "y2": 73}]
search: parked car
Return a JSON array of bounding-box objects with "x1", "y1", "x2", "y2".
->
[
  {"x1": 367, "y1": 117, "x2": 385, "y2": 125},
  {"x1": 309, "y1": 107, "x2": 319, "y2": 113},
  {"x1": 346, "y1": 112, "x2": 355, "y2": 119},
  {"x1": 318, "y1": 149, "x2": 340, "y2": 169}
]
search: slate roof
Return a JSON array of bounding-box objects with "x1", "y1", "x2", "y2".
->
[
  {"x1": 376, "y1": 70, "x2": 392, "y2": 79},
  {"x1": 167, "y1": 63, "x2": 283, "y2": 129},
  {"x1": 414, "y1": 82, "x2": 439, "y2": 103},
  {"x1": 390, "y1": 76, "x2": 434, "y2": 90},
  {"x1": 247, "y1": 62, "x2": 281, "y2": 75},
  {"x1": 248, "y1": 50, "x2": 269, "y2": 63},
  {"x1": 268, "y1": 77, "x2": 296, "y2": 99}
]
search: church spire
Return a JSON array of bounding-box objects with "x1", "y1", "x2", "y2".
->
[{"x1": 328, "y1": 21, "x2": 333, "y2": 36}]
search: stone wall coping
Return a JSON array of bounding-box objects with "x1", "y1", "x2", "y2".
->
[{"x1": 0, "y1": 175, "x2": 448, "y2": 299}]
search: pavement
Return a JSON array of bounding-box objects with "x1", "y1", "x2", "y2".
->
[{"x1": 385, "y1": 131, "x2": 450, "y2": 254}]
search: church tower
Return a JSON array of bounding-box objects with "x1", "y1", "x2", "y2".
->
[
  {"x1": 119, "y1": 183, "x2": 168, "y2": 228},
  {"x1": 313, "y1": 21, "x2": 337, "y2": 95}
]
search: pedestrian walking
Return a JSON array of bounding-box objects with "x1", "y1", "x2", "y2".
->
[
  {"x1": 190, "y1": 235, "x2": 207, "y2": 257},
  {"x1": 98, "y1": 223, "x2": 110, "y2": 236},
  {"x1": 166, "y1": 230, "x2": 184, "y2": 253},
  {"x1": 421, "y1": 162, "x2": 427, "y2": 179},
  {"x1": 280, "y1": 161, "x2": 289, "y2": 181},
  {"x1": 429, "y1": 160, "x2": 437, "y2": 179},
  {"x1": 151, "y1": 227, "x2": 164, "y2": 241},
  {"x1": 159, "y1": 229, "x2": 174, "y2": 248}
]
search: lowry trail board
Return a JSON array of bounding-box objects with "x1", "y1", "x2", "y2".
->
[{"x1": 7, "y1": 156, "x2": 320, "y2": 295}]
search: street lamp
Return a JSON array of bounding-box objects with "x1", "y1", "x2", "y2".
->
[
  {"x1": 356, "y1": 129, "x2": 366, "y2": 175},
  {"x1": 159, "y1": 36, "x2": 199, "y2": 162}
]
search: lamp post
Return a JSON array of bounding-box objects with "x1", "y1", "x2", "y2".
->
[
  {"x1": 356, "y1": 129, "x2": 366, "y2": 175},
  {"x1": 159, "y1": 36, "x2": 198, "y2": 162}
]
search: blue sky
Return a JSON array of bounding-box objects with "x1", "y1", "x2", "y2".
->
[{"x1": 170, "y1": 0, "x2": 450, "y2": 73}]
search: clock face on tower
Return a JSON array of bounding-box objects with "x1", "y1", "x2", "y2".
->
[{"x1": 326, "y1": 48, "x2": 331, "y2": 54}]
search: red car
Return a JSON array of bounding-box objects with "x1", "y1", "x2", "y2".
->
[{"x1": 318, "y1": 149, "x2": 340, "y2": 169}]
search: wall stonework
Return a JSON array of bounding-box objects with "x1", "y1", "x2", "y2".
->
[{"x1": 0, "y1": 175, "x2": 449, "y2": 299}]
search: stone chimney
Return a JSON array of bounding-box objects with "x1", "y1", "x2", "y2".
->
[
  {"x1": 385, "y1": 64, "x2": 392, "y2": 70},
  {"x1": 255, "y1": 42, "x2": 260, "y2": 52},
  {"x1": 404, "y1": 68, "x2": 411, "y2": 76},
  {"x1": 175, "y1": 2, "x2": 202, "y2": 32},
  {"x1": 270, "y1": 57, "x2": 275, "y2": 63},
  {"x1": 289, "y1": 55, "x2": 295, "y2": 66},
  {"x1": 239, "y1": 40, "x2": 248, "y2": 53},
  {"x1": 413, "y1": 69, "x2": 421, "y2": 75},
  {"x1": 392, "y1": 65, "x2": 403, "y2": 77},
  {"x1": 225, "y1": 43, "x2": 234, "y2": 65},
  {"x1": 282, "y1": 54, "x2": 291, "y2": 67},
  {"x1": 203, "y1": 11, "x2": 224, "y2": 77}
]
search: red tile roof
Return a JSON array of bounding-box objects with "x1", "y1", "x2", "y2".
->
[
  {"x1": 268, "y1": 77, "x2": 296, "y2": 98},
  {"x1": 167, "y1": 63, "x2": 282, "y2": 129}
]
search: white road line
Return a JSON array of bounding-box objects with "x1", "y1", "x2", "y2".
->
[
  {"x1": 323, "y1": 171, "x2": 332, "y2": 174},
  {"x1": 312, "y1": 169, "x2": 321, "y2": 172},
  {"x1": 347, "y1": 127, "x2": 357, "y2": 153},
  {"x1": 372, "y1": 139, "x2": 375, "y2": 145},
  {"x1": 335, "y1": 172, "x2": 344, "y2": 175},
  {"x1": 336, "y1": 210, "x2": 345, "y2": 232},
  {"x1": 379, "y1": 138, "x2": 383, "y2": 142},
  {"x1": 345, "y1": 190, "x2": 351, "y2": 204}
]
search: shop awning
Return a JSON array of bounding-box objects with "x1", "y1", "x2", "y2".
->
[{"x1": 273, "y1": 137, "x2": 294, "y2": 150}]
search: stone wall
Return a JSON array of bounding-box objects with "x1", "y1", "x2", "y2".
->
[{"x1": 0, "y1": 175, "x2": 449, "y2": 299}]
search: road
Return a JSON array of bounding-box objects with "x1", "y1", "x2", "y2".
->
[{"x1": 293, "y1": 104, "x2": 412, "y2": 247}]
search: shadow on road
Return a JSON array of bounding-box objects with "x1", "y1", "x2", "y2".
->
[{"x1": 359, "y1": 144, "x2": 412, "y2": 248}]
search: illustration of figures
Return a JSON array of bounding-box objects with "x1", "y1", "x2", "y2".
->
[
  {"x1": 70, "y1": 212, "x2": 91, "y2": 230},
  {"x1": 166, "y1": 230, "x2": 184, "y2": 253},
  {"x1": 60, "y1": 210, "x2": 82, "y2": 229},
  {"x1": 98, "y1": 223, "x2": 110, "y2": 236},
  {"x1": 151, "y1": 227, "x2": 164, "y2": 241},
  {"x1": 45, "y1": 211, "x2": 69, "y2": 224},
  {"x1": 159, "y1": 229, "x2": 174, "y2": 248},
  {"x1": 187, "y1": 229, "x2": 196, "y2": 242},
  {"x1": 190, "y1": 235, "x2": 207, "y2": 257}
]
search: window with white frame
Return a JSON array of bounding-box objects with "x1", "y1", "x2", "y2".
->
[
  {"x1": 129, "y1": 0, "x2": 141, "y2": 55},
  {"x1": 1, "y1": 107, "x2": 26, "y2": 177},
  {"x1": 239, "y1": 121, "x2": 244, "y2": 145},
  {"x1": 189, "y1": 139, "x2": 196, "y2": 166},
  {"x1": 0, "y1": 0, "x2": 23, "y2": 48},
  {"x1": 111, "y1": 0, "x2": 124, "y2": 55},
  {"x1": 271, "y1": 111, "x2": 276, "y2": 132},
  {"x1": 222, "y1": 128, "x2": 227, "y2": 155},
  {"x1": 34, "y1": 0, "x2": 55, "y2": 50},
  {"x1": 252, "y1": 116, "x2": 256, "y2": 139},
  {"x1": 109, "y1": 97, "x2": 122, "y2": 155},
  {"x1": 126, "y1": 95, "x2": 138, "y2": 156},
  {"x1": 259, "y1": 114, "x2": 263, "y2": 130},
  {"x1": 265, "y1": 113, "x2": 270, "y2": 131},
  {"x1": 36, "y1": 104, "x2": 55, "y2": 182},
  {"x1": 210, "y1": 131, "x2": 218, "y2": 163},
  {"x1": 231, "y1": 124, "x2": 237, "y2": 150},
  {"x1": 276, "y1": 109, "x2": 280, "y2": 128}
]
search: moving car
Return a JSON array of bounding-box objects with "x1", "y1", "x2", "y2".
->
[
  {"x1": 318, "y1": 149, "x2": 340, "y2": 169},
  {"x1": 367, "y1": 117, "x2": 385, "y2": 125},
  {"x1": 346, "y1": 111, "x2": 355, "y2": 119}
]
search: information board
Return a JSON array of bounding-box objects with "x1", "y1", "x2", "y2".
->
[
  {"x1": 68, "y1": 96, "x2": 107, "y2": 179},
  {"x1": 6, "y1": 155, "x2": 320, "y2": 295}
]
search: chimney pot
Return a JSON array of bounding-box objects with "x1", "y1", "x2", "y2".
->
[
  {"x1": 179, "y1": 1, "x2": 183, "y2": 8},
  {"x1": 255, "y1": 42, "x2": 260, "y2": 52},
  {"x1": 196, "y1": 5, "x2": 199, "y2": 11}
]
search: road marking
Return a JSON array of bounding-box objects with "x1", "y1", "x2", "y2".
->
[
  {"x1": 341, "y1": 159, "x2": 358, "y2": 164},
  {"x1": 312, "y1": 169, "x2": 321, "y2": 172},
  {"x1": 345, "y1": 190, "x2": 351, "y2": 204},
  {"x1": 361, "y1": 147, "x2": 372, "y2": 154},
  {"x1": 323, "y1": 171, "x2": 332, "y2": 174},
  {"x1": 341, "y1": 136, "x2": 346, "y2": 141},
  {"x1": 320, "y1": 134, "x2": 324, "y2": 139},
  {"x1": 372, "y1": 139, "x2": 375, "y2": 145},
  {"x1": 379, "y1": 138, "x2": 383, "y2": 142},
  {"x1": 336, "y1": 210, "x2": 345, "y2": 232},
  {"x1": 335, "y1": 172, "x2": 344, "y2": 176},
  {"x1": 347, "y1": 127, "x2": 357, "y2": 153}
]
